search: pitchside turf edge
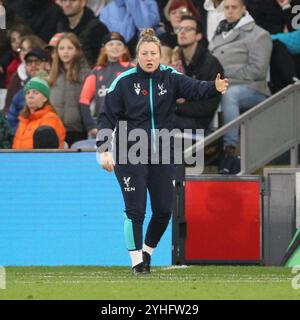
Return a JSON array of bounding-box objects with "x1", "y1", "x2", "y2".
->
[{"x1": 0, "y1": 266, "x2": 299, "y2": 300}]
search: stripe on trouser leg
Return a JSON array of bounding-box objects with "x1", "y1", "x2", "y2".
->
[{"x1": 124, "y1": 213, "x2": 136, "y2": 250}]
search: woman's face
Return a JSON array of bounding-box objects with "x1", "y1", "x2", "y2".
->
[
  {"x1": 169, "y1": 6, "x2": 190, "y2": 29},
  {"x1": 138, "y1": 42, "x2": 161, "y2": 73},
  {"x1": 19, "y1": 40, "x2": 32, "y2": 62},
  {"x1": 57, "y1": 38, "x2": 77, "y2": 65},
  {"x1": 25, "y1": 89, "x2": 47, "y2": 113},
  {"x1": 10, "y1": 31, "x2": 21, "y2": 53},
  {"x1": 105, "y1": 40, "x2": 126, "y2": 62}
]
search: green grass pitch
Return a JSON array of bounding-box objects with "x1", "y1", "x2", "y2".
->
[{"x1": 0, "y1": 265, "x2": 300, "y2": 300}]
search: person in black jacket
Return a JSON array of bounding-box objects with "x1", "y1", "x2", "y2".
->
[
  {"x1": 246, "y1": 0, "x2": 300, "y2": 34},
  {"x1": 11, "y1": 0, "x2": 62, "y2": 43},
  {"x1": 96, "y1": 28, "x2": 228, "y2": 275},
  {"x1": 56, "y1": 0, "x2": 109, "y2": 67},
  {"x1": 246, "y1": 0, "x2": 300, "y2": 92},
  {"x1": 174, "y1": 15, "x2": 223, "y2": 134}
]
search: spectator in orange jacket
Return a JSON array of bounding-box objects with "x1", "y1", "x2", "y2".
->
[{"x1": 13, "y1": 76, "x2": 66, "y2": 149}]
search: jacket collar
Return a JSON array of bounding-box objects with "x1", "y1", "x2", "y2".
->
[
  {"x1": 136, "y1": 64, "x2": 161, "y2": 79},
  {"x1": 210, "y1": 12, "x2": 255, "y2": 49},
  {"x1": 234, "y1": 11, "x2": 254, "y2": 30}
]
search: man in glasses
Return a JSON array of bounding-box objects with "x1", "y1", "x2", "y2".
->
[
  {"x1": 174, "y1": 15, "x2": 224, "y2": 137},
  {"x1": 7, "y1": 48, "x2": 49, "y2": 133},
  {"x1": 23, "y1": 48, "x2": 48, "y2": 73}
]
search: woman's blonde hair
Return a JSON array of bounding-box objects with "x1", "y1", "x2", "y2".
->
[
  {"x1": 136, "y1": 28, "x2": 161, "y2": 55},
  {"x1": 48, "y1": 33, "x2": 86, "y2": 86}
]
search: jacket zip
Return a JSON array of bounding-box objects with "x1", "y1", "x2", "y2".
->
[{"x1": 149, "y1": 78, "x2": 157, "y2": 153}]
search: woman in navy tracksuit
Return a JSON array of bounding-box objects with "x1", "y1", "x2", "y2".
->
[{"x1": 96, "y1": 28, "x2": 228, "y2": 275}]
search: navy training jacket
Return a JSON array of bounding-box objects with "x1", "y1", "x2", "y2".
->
[{"x1": 96, "y1": 64, "x2": 220, "y2": 151}]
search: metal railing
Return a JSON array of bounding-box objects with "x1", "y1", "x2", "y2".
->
[{"x1": 184, "y1": 82, "x2": 300, "y2": 175}]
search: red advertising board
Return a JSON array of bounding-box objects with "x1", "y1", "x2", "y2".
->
[{"x1": 184, "y1": 178, "x2": 261, "y2": 263}]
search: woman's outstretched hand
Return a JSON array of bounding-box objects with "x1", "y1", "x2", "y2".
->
[{"x1": 215, "y1": 73, "x2": 229, "y2": 94}]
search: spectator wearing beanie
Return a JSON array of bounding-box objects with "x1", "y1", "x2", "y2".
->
[
  {"x1": 13, "y1": 76, "x2": 66, "y2": 149},
  {"x1": 79, "y1": 32, "x2": 135, "y2": 138}
]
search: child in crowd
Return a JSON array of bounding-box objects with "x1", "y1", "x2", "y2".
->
[
  {"x1": 48, "y1": 33, "x2": 90, "y2": 147},
  {"x1": 80, "y1": 32, "x2": 134, "y2": 138},
  {"x1": 171, "y1": 46, "x2": 185, "y2": 73},
  {"x1": 160, "y1": 45, "x2": 173, "y2": 65},
  {"x1": 160, "y1": 44, "x2": 185, "y2": 74}
]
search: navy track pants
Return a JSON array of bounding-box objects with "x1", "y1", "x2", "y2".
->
[{"x1": 114, "y1": 163, "x2": 176, "y2": 251}]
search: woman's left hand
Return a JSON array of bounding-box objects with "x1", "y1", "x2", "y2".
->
[{"x1": 215, "y1": 73, "x2": 229, "y2": 94}]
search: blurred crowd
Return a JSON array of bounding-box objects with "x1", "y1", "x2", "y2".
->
[{"x1": 0, "y1": 0, "x2": 299, "y2": 172}]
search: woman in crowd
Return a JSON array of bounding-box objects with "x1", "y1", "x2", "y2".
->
[
  {"x1": 158, "y1": 0, "x2": 200, "y2": 48},
  {"x1": 13, "y1": 76, "x2": 65, "y2": 149}
]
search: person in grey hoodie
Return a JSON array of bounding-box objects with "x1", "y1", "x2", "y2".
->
[
  {"x1": 209, "y1": 0, "x2": 272, "y2": 174},
  {"x1": 197, "y1": 0, "x2": 225, "y2": 42}
]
